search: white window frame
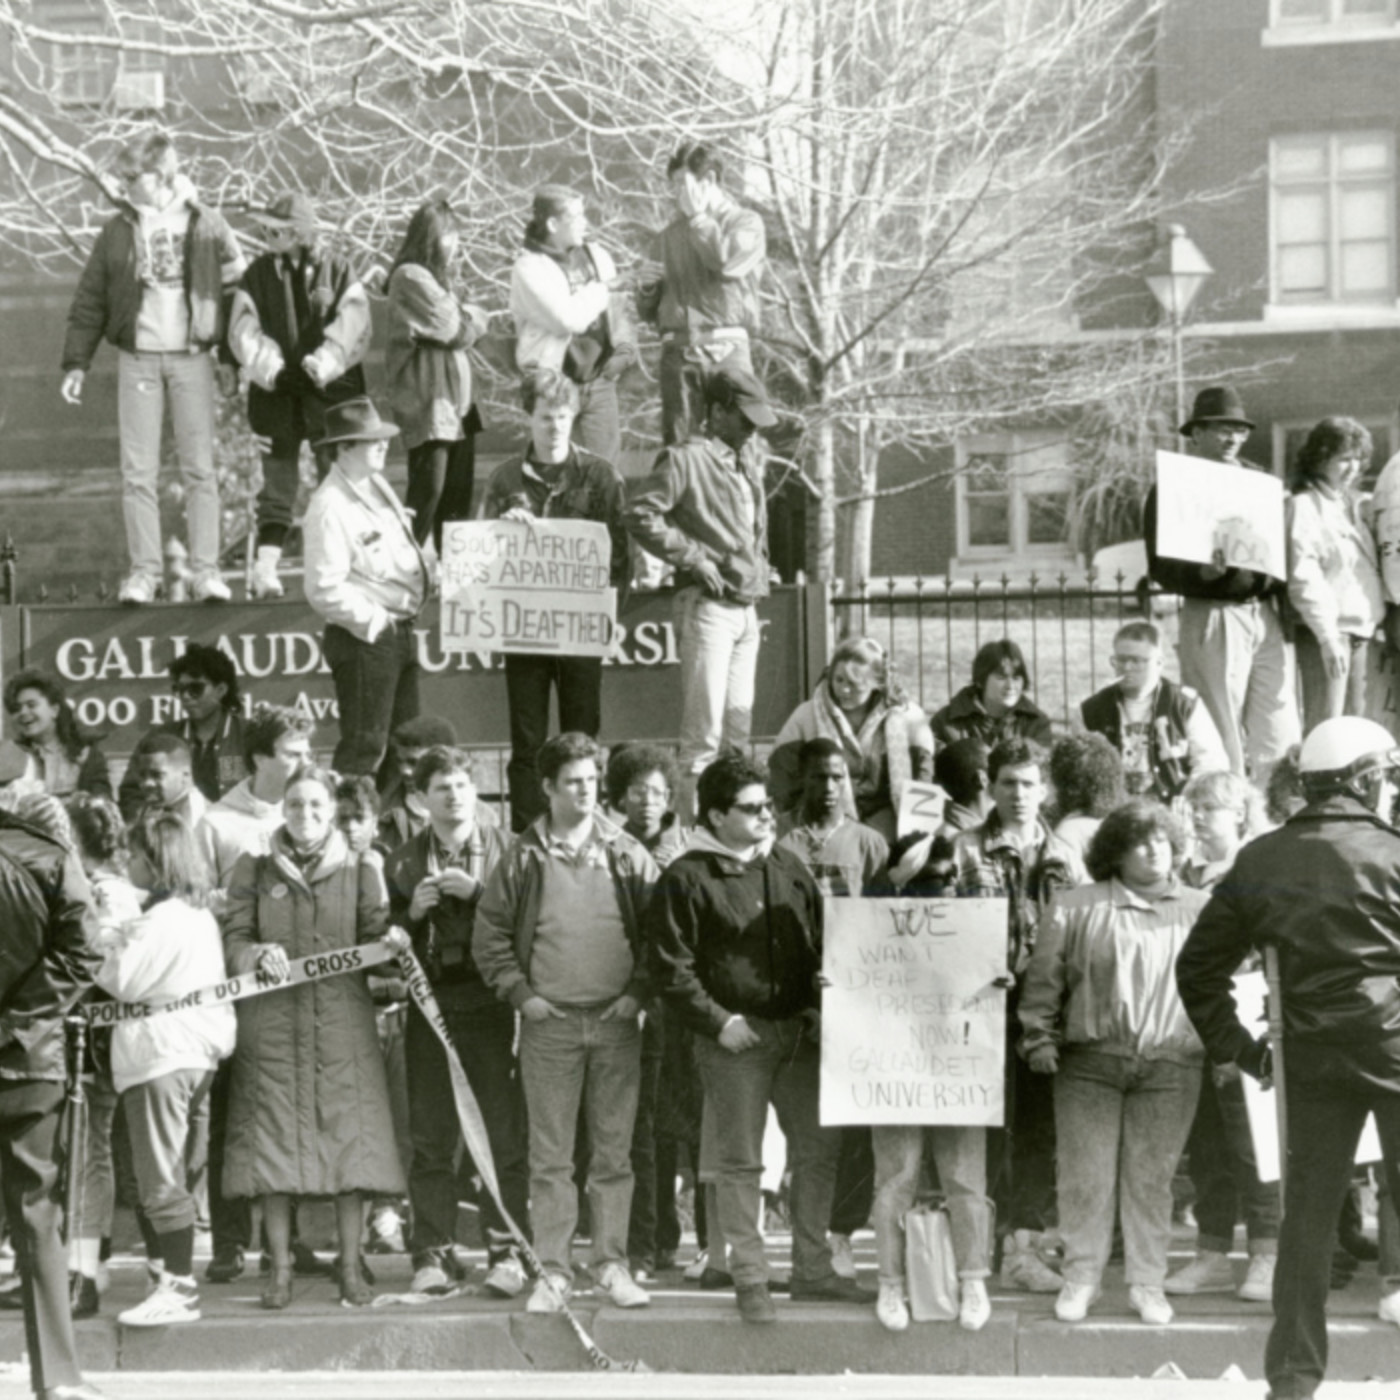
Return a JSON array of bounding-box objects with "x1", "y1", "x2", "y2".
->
[
  {"x1": 1269, "y1": 131, "x2": 1397, "y2": 307},
  {"x1": 1264, "y1": 0, "x2": 1400, "y2": 44}
]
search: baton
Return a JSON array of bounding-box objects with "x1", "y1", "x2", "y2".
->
[
  {"x1": 1263, "y1": 944, "x2": 1288, "y2": 1201},
  {"x1": 61, "y1": 1015, "x2": 88, "y2": 1249}
]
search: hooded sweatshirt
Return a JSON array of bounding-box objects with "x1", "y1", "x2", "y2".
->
[{"x1": 198, "y1": 778, "x2": 283, "y2": 890}]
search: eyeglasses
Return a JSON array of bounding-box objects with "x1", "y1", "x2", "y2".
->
[
  {"x1": 1110, "y1": 656, "x2": 1155, "y2": 671},
  {"x1": 627, "y1": 784, "x2": 670, "y2": 802},
  {"x1": 172, "y1": 680, "x2": 209, "y2": 699},
  {"x1": 730, "y1": 799, "x2": 775, "y2": 817}
]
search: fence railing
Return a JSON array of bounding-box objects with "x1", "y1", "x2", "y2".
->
[{"x1": 828, "y1": 571, "x2": 1165, "y2": 730}]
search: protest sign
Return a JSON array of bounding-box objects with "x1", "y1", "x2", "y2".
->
[
  {"x1": 898, "y1": 781, "x2": 948, "y2": 838},
  {"x1": 1154, "y1": 449, "x2": 1286, "y2": 581},
  {"x1": 439, "y1": 519, "x2": 617, "y2": 657},
  {"x1": 821, "y1": 896, "x2": 1007, "y2": 1126}
]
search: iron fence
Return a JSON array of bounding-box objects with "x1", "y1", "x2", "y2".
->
[{"x1": 828, "y1": 571, "x2": 1166, "y2": 730}]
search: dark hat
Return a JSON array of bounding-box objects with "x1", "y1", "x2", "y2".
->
[
  {"x1": 312, "y1": 397, "x2": 400, "y2": 448},
  {"x1": 1179, "y1": 385, "x2": 1254, "y2": 436},
  {"x1": 253, "y1": 191, "x2": 317, "y2": 237},
  {"x1": 705, "y1": 365, "x2": 778, "y2": 428}
]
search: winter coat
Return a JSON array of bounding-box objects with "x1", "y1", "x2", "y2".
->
[
  {"x1": 220, "y1": 827, "x2": 406, "y2": 1198},
  {"x1": 1286, "y1": 484, "x2": 1384, "y2": 646},
  {"x1": 384, "y1": 263, "x2": 488, "y2": 450},
  {"x1": 932, "y1": 685, "x2": 1054, "y2": 753},
  {"x1": 97, "y1": 896, "x2": 235, "y2": 1094}
]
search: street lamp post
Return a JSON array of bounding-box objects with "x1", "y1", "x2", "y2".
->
[{"x1": 1145, "y1": 224, "x2": 1213, "y2": 429}]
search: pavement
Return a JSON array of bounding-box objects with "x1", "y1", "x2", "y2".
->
[{"x1": 2, "y1": 1227, "x2": 1398, "y2": 1384}]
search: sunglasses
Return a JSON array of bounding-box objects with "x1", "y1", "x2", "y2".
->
[
  {"x1": 172, "y1": 680, "x2": 209, "y2": 699},
  {"x1": 730, "y1": 799, "x2": 775, "y2": 817}
]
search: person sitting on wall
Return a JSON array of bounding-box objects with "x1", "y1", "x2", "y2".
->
[
  {"x1": 3, "y1": 669, "x2": 112, "y2": 802},
  {"x1": 932, "y1": 640, "x2": 1055, "y2": 754}
]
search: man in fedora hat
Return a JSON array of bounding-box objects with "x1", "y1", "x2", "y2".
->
[
  {"x1": 229, "y1": 191, "x2": 372, "y2": 599},
  {"x1": 303, "y1": 397, "x2": 429, "y2": 778},
  {"x1": 1143, "y1": 384, "x2": 1298, "y2": 777},
  {"x1": 627, "y1": 364, "x2": 777, "y2": 817}
]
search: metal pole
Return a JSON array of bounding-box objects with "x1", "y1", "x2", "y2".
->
[{"x1": 1173, "y1": 311, "x2": 1186, "y2": 433}]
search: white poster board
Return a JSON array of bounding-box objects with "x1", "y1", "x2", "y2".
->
[
  {"x1": 821, "y1": 896, "x2": 1007, "y2": 1127},
  {"x1": 897, "y1": 781, "x2": 948, "y2": 838},
  {"x1": 439, "y1": 519, "x2": 617, "y2": 657},
  {"x1": 1154, "y1": 449, "x2": 1286, "y2": 581}
]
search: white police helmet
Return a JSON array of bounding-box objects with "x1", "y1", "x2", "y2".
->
[{"x1": 1298, "y1": 717, "x2": 1400, "y2": 796}]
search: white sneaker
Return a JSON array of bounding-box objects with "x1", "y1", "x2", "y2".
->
[
  {"x1": 119, "y1": 1273, "x2": 200, "y2": 1326},
  {"x1": 118, "y1": 572, "x2": 158, "y2": 605},
  {"x1": 250, "y1": 546, "x2": 285, "y2": 599},
  {"x1": 1054, "y1": 1280, "x2": 1100, "y2": 1322},
  {"x1": 683, "y1": 1250, "x2": 709, "y2": 1281},
  {"x1": 596, "y1": 1261, "x2": 650, "y2": 1308},
  {"x1": 875, "y1": 1281, "x2": 909, "y2": 1332},
  {"x1": 1128, "y1": 1283, "x2": 1174, "y2": 1325},
  {"x1": 959, "y1": 1278, "x2": 992, "y2": 1331},
  {"x1": 829, "y1": 1232, "x2": 857, "y2": 1280},
  {"x1": 191, "y1": 572, "x2": 232, "y2": 603},
  {"x1": 526, "y1": 1272, "x2": 571, "y2": 1314},
  {"x1": 483, "y1": 1255, "x2": 528, "y2": 1299},
  {"x1": 410, "y1": 1264, "x2": 452, "y2": 1295},
  {"x1": 1238, "y1": 1252, "x2": 1275, "y2": 1302},
  {"x1": 1164, "y1": 1248, "x2": 1235, "y2": 1295},
  {"x1": 1380, "y1": 1289, "x2": 1400, "y2": 1326}
]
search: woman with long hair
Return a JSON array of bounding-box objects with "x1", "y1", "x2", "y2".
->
[
  {"x1": 385, "y1": 198, "x2": 489, "y2": 552},
  {"x1": 3, "y1": 669, "x2": 111, "y2": 800}
]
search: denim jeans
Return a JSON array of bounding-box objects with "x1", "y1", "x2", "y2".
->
[
  {"x1": 659, "y1": 338, "x2": 754, "y2": 446},
  {"x1": 627, "y1": 1004, "x2": 666, "y2": 1268},
  {"x1": 78, "y1": 1072, "x2": 118, "y2": 1240},
  {"x1": 1053, "y1": 1048, "x2": 1201, "y2": 1287},
  {"x1": 1295, "y1": 630, "x2": 1372, "y2": 735},
  {"x1": 406, "y1": 995, "x2": 529, "y2": 1264},
  {"x1": 572, "y1": 378, "x2": 620, "y2": 464},
  {"x1": 1267, "y1": 1080, "x2": 1400, "y2": 1399},
  {"x1": 518, "y1": 1006, "x2": 641, "y2": 1277},
  {"x1": 872, "y1": 1124, "x2": 993, "y2": 1283},
  {"x1": 323, "y1": 619, "x2": 422, "y2": 778},
  {"x1": 1185, "y1": 1064, "x2": 1279, "y2": 1254},
  {"x1": 123, "y1": 1068, "x2": 214, "y2": 1236},
  {"x1": 405, "y1": 437, "x2": 477, "y2": 554},
  {"x1": 117, "y1": 349, "x2": 220, "y2": 578},
  {"x1": 673, "y1": 586, "x2": 761, "y2": 817},
  {"x1": 693, "y1": 1016, "x2": 842, "y2": 1288},
  {"x1": 257, "y1": 440, "x2": 334, "y2": 549},
  {"x1": 503, "y1": 654, "x2": 602, "y2": 832}
]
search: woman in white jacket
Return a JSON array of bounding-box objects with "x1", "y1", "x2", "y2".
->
[
  {"x1": 1286, "y1": 417, "x2": 1384, "y2": 734},
  {"x1": 99, "y1": 811, "x2": 235, "y2": 1329}
]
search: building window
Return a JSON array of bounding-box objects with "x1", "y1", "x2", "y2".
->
[
  {"x1": 1271, "y1": 132, "x2": 1396, "y2": 304},
  {"x1": 1273, "y1": 0, "x2": 1394, "y2": 23},
  {"x1": 954, "y1": 434, "x2": 1075, "y2": 569}
]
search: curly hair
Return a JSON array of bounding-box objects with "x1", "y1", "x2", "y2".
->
[
  {"x1": 538, "y1": 732, "x2": 602, "y2": 785},
  {"x1": 696, "y1": 753, "x2": 767, "y2": 830},
  {"x1": 1291, "y1": 416, "x2": 1373, "y2": 493},
  {"x1": 170, "y1": 644, "x2": 241, "y2": 713},
  {"x1": 1264, "y1": 746, "x2": 1306, "y2": 825},
  {"x1": 1085, "y1": 798, "x2": 1188, "y2": 883},
  {"x1": 68, "y1": 793, "x2": 127, "y2": 869},
  {"x1": 605, "y1": 744, "x2": 678, "y2": 809},
  {"x1": 1049, "y1": 734, "x2": 1124, "y2": 819},
  {"x1": 3, "y1": 670, "x2": 87, "y2": 762}
]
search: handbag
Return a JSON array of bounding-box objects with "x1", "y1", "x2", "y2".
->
[{"x1": 904, "y1": 1205, "x2": 959, "y2": 1322}]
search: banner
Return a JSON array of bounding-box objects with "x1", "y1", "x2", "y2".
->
[
  {"x1": 1154, "y1": 449, "x2": 1286, "y2": 581},
  {"x1": 439, "y1": 519, "x2": 617, "y2": 657},
  {"x1": 821, "y1": 896, "x2": 1007, "y2": 1126}
]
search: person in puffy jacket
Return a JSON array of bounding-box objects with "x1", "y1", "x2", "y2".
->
[
  {"x1": 98, "y1": 811, "x2": 235, "y2": 1329},
  {"x1": 933, "y1": 640, "x2": 1054, "y2": 754}
]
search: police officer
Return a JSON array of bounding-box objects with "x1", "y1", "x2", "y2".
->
[{"x1": 1176, "y1": 716, "x2": 1400, "y2": 1400}]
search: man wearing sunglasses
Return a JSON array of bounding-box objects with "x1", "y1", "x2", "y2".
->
[{"x1": 649, "y1": 753, "x2": 863, "y2": 1324}]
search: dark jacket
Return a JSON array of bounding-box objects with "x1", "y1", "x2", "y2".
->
[
  {"x1": 1143, "y1": 483, "x2": 1280, "y2": 603},
  {"x1": 118, "y1": 710, "x2": 249, "y2": 819},
  {"x1": 61, "y1": 196, "x2": 241, "y2": 371},
  {"x1": 1176, "y1": 794, "x2": 1400, "y2": 1090},
  {"x1": 472, "y1": 815, "x2": 656, "y2": 1010},
  {"x1": 384, "y1": 821, "x2": 512, "y2": 1005},
  {"x1": 1080, "y1": 678, "x2": 1198, "y2": 801},
  {"x1": 648, "y1": 841, "x2": 823, "y2": 1037},
  {"x1": 932, "y1": 686, "x2": 1054, "y2": 753},
  {"x1": 20, "y1": 734, "x2": 113, "y2": 805},
  {"x1": 0, "y1": 814, "x2": 101, "y2": 1082}
]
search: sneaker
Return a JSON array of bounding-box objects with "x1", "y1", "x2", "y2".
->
[
  {"x1": 789, "y1": 1273, "x2": 872, "y2": 1303},
  {"x1": 205, "y1": 1246, "x2": 245, "y2": 1285},
  {"x1": 655, "y1": 1249, "x2": 677, "y2": 1272},
  {"x1": 250, "y1": 547, "x2": 285, "y2": 600},
  {"x1": 1164, "y1": 1249, "x2": 1234, "y2": 1295},
  {"x1": 876, "y1": 1281, "x2": 909, "y2": 1332},
  {"x1": 411, "y1": 1264, "x2": 453, "y2": 1296},
  {"x1": 683, "y1": 1250, "x2": 710, "y2": 1281},
  {"x1": 1128, "y1": 1283, "x2": 1174, "y2": 1326},
  {"x1": 118, "y1": 572, "x2": 158, "y2": 606},
  {"x1": 118, "y1": 1273, "x2": 200, "y2": 1327},
  {"x1": 191, "y1": 572, "x2": 232, "y2": 604},
  {"x1": 1053, "y1": 1280, "x2": 1100, "y2": 1323},
  {"x1": 596, "y1": 1261, "x2": 650, "y2": 1308},
  {"x1": 482, "y1": 1256, "x2": 528, "y2": 1299},
  {"x1": 366, "y1": 1206, "x2": 406, "y2": 1255},
  {"x1": 68, "y1": 1272, "x2": 99, "y2": 1320},
  {"x1": 526, "y1": 1272, "x2": 571, "y2": 1314},
  {"x1": 736, "y1": 1281, "x2": 777, "y2": 1324},
  {"x1": 829, "y1": 1232, "x2": 857, "y2": 1280},
  {"x1": 1238, "y1": 1252, "x2": 1276, "y2": 1302},
  {"x1": 699, "y1": 1265, "x2": 735, "y2": 1290},
  {"x1": 1379, "y1": 1289, "x2": 1400, "y2": 1326},
  {"x1": 1000, "y1": 1231, "x2": 1063, "y2": 1293},
  {"x1": 959, "y1": 1278, "x2": 991, "y2": 1332}
]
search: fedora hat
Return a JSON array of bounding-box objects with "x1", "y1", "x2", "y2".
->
[
  {"x1": 312, "y1": 397, "x2": 400, "y2": 448},
  {"x1": 1179, "y1": 385, "x2": 1254, "y2": 436},
  {"x1": 705, "y1": 365, "x2": 778, "y2": 428},
  {"x1": 252, "y1": 190, "x2": 317, "y2": 238}
]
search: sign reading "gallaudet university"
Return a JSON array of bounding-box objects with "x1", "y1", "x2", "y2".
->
[{"x1": 3, "y1": 588, "x2": 807, "y2": 751}]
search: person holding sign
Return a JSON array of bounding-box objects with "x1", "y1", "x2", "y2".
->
[
  {"x1": 479, "y1": 369, "x2": 630, "y2": 832},
  {"x1": 1019, "y1": 800, "x2": 1208, "y2": 1327},
  {"x1": 1143, "y1": 385, "x2": 1298, "y2": 777},
  {"x1": 1177, "y1": 717, "x2": 1400, "y2": 1400},
  {"x1": 1285, "y1": 417, "x2": 1384, "y2": 734}
]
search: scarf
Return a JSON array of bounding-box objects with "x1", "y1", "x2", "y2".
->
[{"x1": 812, "y1": 680, "x2": 914, "y2": 816}]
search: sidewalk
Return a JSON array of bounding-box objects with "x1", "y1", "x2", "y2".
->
[{"x1": 5, "y1": 1230, "x2": 1398, "y2": 1382}]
